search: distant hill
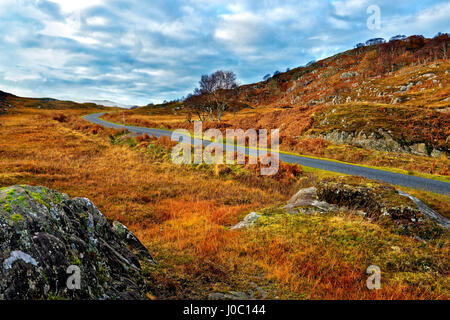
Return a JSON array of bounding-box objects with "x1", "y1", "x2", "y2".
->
[
  {"x1": 83, "y1": 100, "x2": 132, "y2": 109},
  {"x1": 0, "y1": 90, "x2": 103, "y2": 111},
  {"x1": 0, "y1": 90, "x2": 132, "y2": 110}
]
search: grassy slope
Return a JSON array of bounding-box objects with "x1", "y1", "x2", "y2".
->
[
  {"x1": 99, "y1": 111, "x2": 450, "y2": 183},
  {"x1": 98, "y1": 112, "x2": 450, "y2": 183},
  {"x1": 1, "y1": 106, "x2": 448, "y2": 299},
  {"x1": 102, "y1": 37, "x2": 450, "y2": 179},
  {"x1": 0, "y1": 90, "x2": 105, "y2": 111},
  {"x1": 0, "y1": 35, "x2": 448, "y2": 300}
]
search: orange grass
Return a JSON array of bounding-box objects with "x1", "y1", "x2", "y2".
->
[
  {"x1": 103, "y1": 103, "x2": 449, "y2": 177},
  {"x1": 0, "y1": 107, "x2": 448, "y2": 299}
]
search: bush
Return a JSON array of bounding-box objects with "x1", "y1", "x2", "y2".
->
[
  {"x1": 136, "y1": 133, "x2": 150, "y2": 143},
  {"x1": 52, "y1": 113, "x2": 67, "y2": 123},
  {"x1": 89, "y1": 124, "x2": 103, "y2": 135},
  {"x1": 154, "y1": 136, "x2": 177, "y2": 149}
]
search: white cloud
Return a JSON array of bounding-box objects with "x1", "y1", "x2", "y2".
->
[
  {"x1": 214, "y1": 11, "x2": 266, "y2": 54},
  {"x1": 21, "y1": 48, "x2": 87, "y2": 69},
  {"x1": 3, "y1": 73, "x2": 41, "y2": 82},
  {"x1": 332, "y1": 0, "x2": 370, "y2": 17},
  {"x1": 329, "y1": 17, "x2": 352, "y2": 29},
  {"x1": 0, "y1": 0, "x2": 448, "y2": 104},
  {"x1": 40, "y1": 20, "x2": 99, "y2": 44},
  {"x1": 86, "y1": 16, "x2": 108, "y2": 26},
  {"x1": 135, "y1": 69, "x2": 176, "y2": 78},
  {"x1": 49, "y1": 0, "x2": 103, "y2": 13},
  {"x1": 381, "y1": 2, "x2": 450, "y2": 38},
  {"x1": 415, "y1": 2, "x2": 450, "y2": 25}
]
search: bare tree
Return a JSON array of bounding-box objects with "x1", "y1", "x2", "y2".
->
[
  {"x1": 186, "y1": 70, "x2": 239, "y2": 122},
  {"x1": 204, "y1": 70, "x2": 238, "y2": 121},
  {"x1": 184, "y1": 91, "x2": 209, "y2": 121}
]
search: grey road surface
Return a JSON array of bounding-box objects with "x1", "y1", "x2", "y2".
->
[{"x1": 84, "y1": 113, "x2": 450, "y2": 195}]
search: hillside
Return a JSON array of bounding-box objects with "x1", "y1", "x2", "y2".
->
[
  {"x1": 237, "y1": 35, "x2": 449, "y2": 109},
  {"x1": 0, "y1": 90, "x2": 104, "y2": 113},
  {"x1": 2, "y1": 0, "x2": 450, "y2": 304},
  {"x1": 85, "y1": 100, "x2": 132, "y2": 108},
  {"x1": 1, "y1": 34, "x2": 449, "y2": 301},
  {"x1": 102, "y1": 35, "x2": 450, "y2": 178},
  {"x1": 1, "y1": 106, "x2": 448, "y2": 299},
  {"x1": 233, "y1": 35, "x2": 449, "y2": 157}
]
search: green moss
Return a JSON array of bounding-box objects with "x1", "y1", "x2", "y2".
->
[
  {"x1": 97, "y1": 266, "x2": 109, "y2": 285},
  {"x1": 123, "y1": 138, "x2": 137, "y2": 148},
  {"x1": 228, "y1": 164, "x2": 251, "y2": 177},
  {"x1": 70, "y1": 256, "x2": 82, "y2": 266},
  {"x1": 48, "y1": 294, "x2": 68, "y2": 300},
  {"x1": 40, "y1": 270, "x2": 50, "y2": 284},
  {"x1": 259, "y1": 205, "x2": 287, "y2": 217},
  {"x1": 12, "y1": 195, "x2": 29, "y2": 208},
  {"x1": 3, "y1": 203, "x2": 11, "y2": 213},
  {"x1": 80, "y1": 211, "x2": 88, "y2": 221},
  {"x1": 109, "y1": 130, "x2": 128, "y2": 145},
  {"x1": 53, "y1": 192, "x2": 62, "y2": 204},
  {"x1": 31, "y1": 192, "x2": 42, "y2": 200},
  {"x1": 31, "y1": 192, "x2": 50, "y2": 208},
  {"x1": 146, "y1": 143, "x2": 170, "y2": 160},
  {"x1": 11, "y1": 213, "x2": 24, "y2": 222}
]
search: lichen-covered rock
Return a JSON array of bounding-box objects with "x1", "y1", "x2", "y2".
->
[
  {"x1": 316, "y1": 179, "x2": 422, "y2": 223},
  {"x1": 230, "y1": 212, "x2": 261, "y2": 230},
  {"x1": 314, "y1": 177, "x2": 449, "y2": 232},
  {"x1": 0, "y1": 185, "x2": 155, "y2": 300},
  {"x1": 315, "y1": 129, "x2": 447, "y2": 158},
  {"x1": 285, "y1": 177, "x2": 449, "y2": 238},
  {"x1": 340, "y1": 71, "x2": 359, "y2": 79},
  {"x1": 318, "y1": 129, "x2": 408, "y2": 155},
  {"x1": 283, "y1": 187, "x2": 337, "y2": 214}
]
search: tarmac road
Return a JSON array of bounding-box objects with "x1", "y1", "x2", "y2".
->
[{"x1": 84, "y1": 113, "x2": 450, "y2": 195}]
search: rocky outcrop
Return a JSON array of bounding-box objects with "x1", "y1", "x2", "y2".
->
[
  {"x1": 317, "y1": 129, "x2": 446, "y2": 157},
  {"x1": 397, "y1": 191, "x2": 450, "y2": 228},
  {"x1": 285, "y1": 178, "x2": 449, "y2": 231},
  {"x1": 284, "y1": 187, "x2": 337, "y2": 214},
  {"x1": 0, "y1": 185, "x2": 155, "y2": 300},
  {"x1": 340, "y1": 71, "x2": 359, "y2": 79},
  {"x1": 318, "y1": 129, "x2": 405, "y2": 153},
  {"x1": 315, "y1": 181, "x2": 423, "y2": 225},
  {"x1": 230, "y1": 212, "x2": 261, "y2": 230}
]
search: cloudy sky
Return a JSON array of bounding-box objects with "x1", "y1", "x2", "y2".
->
[{"x1": 0, "y1": 0, "x2": 448, "y2": 105}]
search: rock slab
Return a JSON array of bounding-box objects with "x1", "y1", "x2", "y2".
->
[{"x1": 0, "y1": 185, "x2": 155, "y2": 300}]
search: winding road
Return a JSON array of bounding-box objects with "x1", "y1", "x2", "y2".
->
[{"x1": 84, "y1": 113, "x2": 450, "y2": 195}]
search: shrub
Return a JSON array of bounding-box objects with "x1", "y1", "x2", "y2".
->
[
  {"x1": 136, "y1": 133, "x2": 151, "y2": 143},
  {"x1": 52, "y1": 113, "x2": 67, "y2": 122},
  {"x1": 154, "y1": 135, "x2": 176, "y2": 149},
  {"x1": 89, "y1": 124, "x2": 103, "y2": 135}
]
